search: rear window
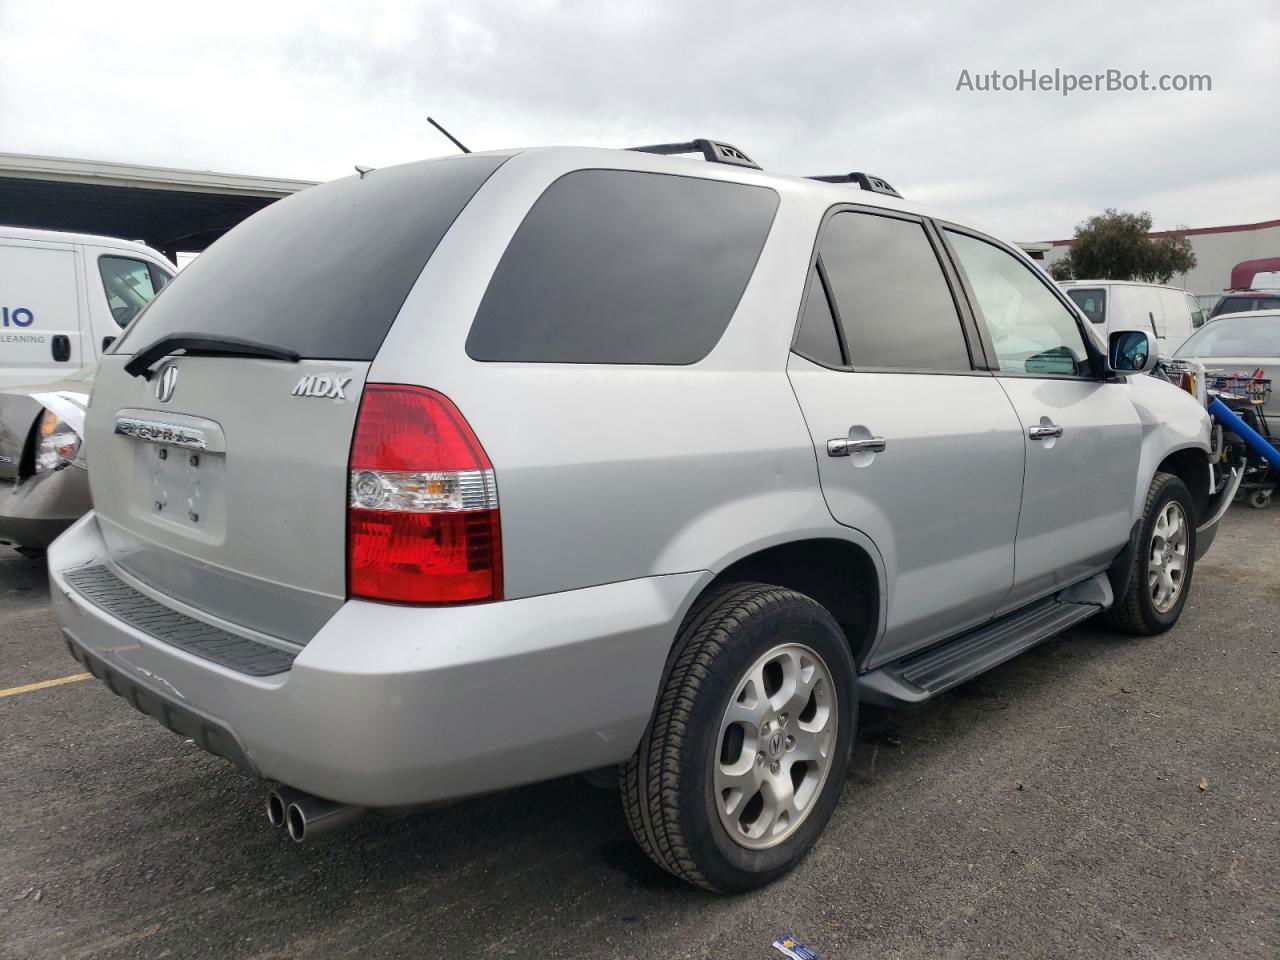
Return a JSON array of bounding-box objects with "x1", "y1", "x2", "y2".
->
[
  {"x1": 115, "y1": 155, "x2": 508, "y2": 360},
  {"x1": 1066, "y1": 287, "x2": 1107, "y2": 325},
  {"x1": 1214, "y1": 295, "x2": 1280, "y2": 317},
  {"x1": 466, "y1": 169, "x2": 779, "y2": 364},
  {"x1": 1175, "y1": 316, "x2": 1280, "y2": 358}
]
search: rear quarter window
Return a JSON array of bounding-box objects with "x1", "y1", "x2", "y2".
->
[{"x1": 466, "y1": 169, "x2": 780, "y2": 364}]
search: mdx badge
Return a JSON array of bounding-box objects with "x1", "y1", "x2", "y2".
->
[
  {"x1": 292, "y1": 375, "x2": 351, "y2": 401},
  {"x1": 155, "y1": 363, "x2": 179, "y2": 403}
]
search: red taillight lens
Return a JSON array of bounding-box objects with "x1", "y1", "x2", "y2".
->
[{"x1": 348, "y1": 384, "x2": 502, "y2": 604}]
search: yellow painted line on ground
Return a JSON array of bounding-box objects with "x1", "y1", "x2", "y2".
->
[{"x1": 0, "y1": 672, "x2": 92, "y2": 699}]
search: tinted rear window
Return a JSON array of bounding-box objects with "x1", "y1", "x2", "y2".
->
[
  {"x1": 820, "y1": 211, "x2": 972, "y2": 371},
  {"x1": 466, "y1": 169, "x2": 779, "y2": 364},
  {"x1": 793, "y1": 268, "x2": 844, "y2": 367},
  {"x1": 115, "y1": 155, "x2": 508, "y2": 360}
]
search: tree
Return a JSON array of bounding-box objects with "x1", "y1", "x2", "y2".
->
[{"x1": 1048, "y1": 209, "x2": 1196, "y2": 284}]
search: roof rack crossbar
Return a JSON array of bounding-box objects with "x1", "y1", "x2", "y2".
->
[
  {"x1": 808, "y1": 172, "x2": 903, "y2": 199},
  {"x1": 627, "y1": 139, "x2": 760, "y2": 170}
]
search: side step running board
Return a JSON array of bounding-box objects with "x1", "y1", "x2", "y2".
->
[{"x1": 857, "y1": 573, "x2": 1112, "y2": 708}]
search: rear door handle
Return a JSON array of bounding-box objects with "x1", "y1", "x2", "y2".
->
[
  {"x1": 828, "y1": 436, "x2": 887, "y2": 457},
  {"x1": 1028, "y1": 424, "x2": 1064, "y2": 440}
]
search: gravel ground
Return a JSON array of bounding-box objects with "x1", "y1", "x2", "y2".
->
[{"x1": 1, "y1": 506, "x2": 1277, "y2": 960}]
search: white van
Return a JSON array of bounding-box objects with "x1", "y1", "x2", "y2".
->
[
  {"x1": 0, "y1": 226, "x2": 175, "y2": 391},
  {"x1": 1058, "y1": 280, "x2": 1205, "y2": 355}
]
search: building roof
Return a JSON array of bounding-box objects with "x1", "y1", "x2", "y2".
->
[
  {"x1": 0, "y1": 153, "x2": 315, "y2": 197},
  {"x1": 0, "y1": 152, "x2": 317, "y2": 256}
]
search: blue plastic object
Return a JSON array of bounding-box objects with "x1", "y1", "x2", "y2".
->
[{"x1": 1208, "y1": 396, "x2": 1276, "y2": 466}]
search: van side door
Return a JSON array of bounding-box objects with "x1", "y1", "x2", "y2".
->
[
  {"x1": 0, "y1": 237, "x2": 83, "y2": 389},
  {"x1": 786, "y1": 209, "x2": 1026, "y2": 665},
  {"x1": 1122, "y1": 285, "x2": 1163, "y2": 343},
  {"x1": 1156, "y1": 287, "x2": 1193, "y2": 353},
  {"x1": 940, "y1": 227, "x2": 1142, "y2": 610}
]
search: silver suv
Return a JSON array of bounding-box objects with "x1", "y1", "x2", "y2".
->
[{"x1": 48, "y1": 140, "x2": 1232, "y2": 892}]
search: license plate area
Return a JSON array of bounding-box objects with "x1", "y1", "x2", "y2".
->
[{"x1": 136, "y1": 442, "x2": 227, "y2": 539}]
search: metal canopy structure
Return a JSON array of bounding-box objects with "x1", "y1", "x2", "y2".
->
[{"x1": 0, "y1": 153, "x2": 316, "y2": 259}]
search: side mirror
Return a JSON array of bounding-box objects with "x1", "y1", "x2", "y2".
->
[{"x1": 1107, "y1": 330, "x2": 1158, "y2": 376}]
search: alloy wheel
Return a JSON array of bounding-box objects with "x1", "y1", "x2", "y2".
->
[
  {"x1": 713, "y1": 643, "x2": 838, "y2": 850},
  {"x1": 1148, "y1": 501, "x2": 1188, "y2": 613}
]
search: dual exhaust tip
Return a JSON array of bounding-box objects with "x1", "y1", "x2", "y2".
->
[{"x1": 266, "y1": 785, "x2": 364, "y2": 842}]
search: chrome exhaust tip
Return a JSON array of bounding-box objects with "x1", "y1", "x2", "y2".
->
[
  {"x1": 265, "y1": 785, "x2": 308, "y2": 828},
  {"x1": 285, "y1": 794, "x2": 366, "y2": 842}
]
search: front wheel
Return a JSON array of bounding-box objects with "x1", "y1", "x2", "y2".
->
[
  {"x1": 1107, "y1": 472, "x2": 1196, "y2": 635},
  {"x1": 620, "y1": 582, "x2": 856, "y2": 893}
]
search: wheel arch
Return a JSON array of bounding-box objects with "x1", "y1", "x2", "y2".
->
[
  {"x1": 1155, "y1": 446, "x2": 1212, "y2": 524},
  {"x1": 682, "y1": 533, "x2": 886, "y2": 671}
]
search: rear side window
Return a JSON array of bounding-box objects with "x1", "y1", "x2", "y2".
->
[
  {"x1": 792, "y1": 268, "x2": 844, "y2": 367},
  {"x1": 115, "y1": 155, "x2": 508, "y2": 359},
  {"x1": 1066, "y1": 287, "x2": 1107, "y2": 325},
  {"x1": 466, "y1": 170, "x2": 779, "y2": 364},
  {"x1": 818, "y1": 212, "x2": 972, "y2": 371},
  {"x1": 98, "y1": 256, "x2": 172, "y2": 328}
]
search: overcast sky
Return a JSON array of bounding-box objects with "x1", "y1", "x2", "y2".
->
[{"x1": 1, "y1": 0, "x2": 1276, "y2": 240}]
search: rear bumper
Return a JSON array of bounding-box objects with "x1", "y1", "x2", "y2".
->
[
  {"x1": 49, "y1": 512, "x2": 704, "y2": 808},
  {"x1": 0, "y1": 468, "x2": 88, "y2": 549}
]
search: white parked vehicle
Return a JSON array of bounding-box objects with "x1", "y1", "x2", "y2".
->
[
  {"x1": 1059, "y1": 280, "x2": 1205, "y2": 355},
  {"x1": 0, "y1": 226, "x2": 174, "y2": 392}
]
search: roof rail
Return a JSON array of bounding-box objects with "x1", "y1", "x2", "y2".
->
[
  {"x1": 628, "y1": 139, "x2": 760, "y2": 170},
  {"x1": 808, "y1": 172, "x2": 902, "y2": 199}
]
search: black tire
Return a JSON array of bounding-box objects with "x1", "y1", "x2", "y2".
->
[
  {"x1": 619, "y1": 581, "x2": 857, "y2": 893},
  {"x1": 1107, "y1": 472, "x2": 1197, "y2": 635}
]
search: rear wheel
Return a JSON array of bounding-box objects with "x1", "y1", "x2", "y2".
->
[
  {"x1": 1107, "y1": 472, "x2": 1196, "y2": 635},
  {"x1": 620, "y1": 582, "x2": 856, "y2": 892}
]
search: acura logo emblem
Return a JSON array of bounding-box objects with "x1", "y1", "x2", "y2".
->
[{"x1": 155, "y1": 363, "x2": 179, "y2": 403}]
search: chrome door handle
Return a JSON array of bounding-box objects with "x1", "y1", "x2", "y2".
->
[
  {"x1": 1028, "y1": 424, "x2": 1064, "y2": 440},
  {"x1": 828, "y1": 436, "x2": 887, "y2": 457}
]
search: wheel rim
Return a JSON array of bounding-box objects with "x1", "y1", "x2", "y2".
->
[
  {"x1": 1148, "y1": 500, "x2": 1188, "y2": 614},
  {"x1": 713, "y1": 642, "x2": 838, "y2": 850}
]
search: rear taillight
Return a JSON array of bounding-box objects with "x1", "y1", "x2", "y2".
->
[
  {"x1": 35, "y1": 410, "x2": 82, "y2": 474},
  {"x1": 347, "y1": 384, "x2": 502, "y2": 604}
]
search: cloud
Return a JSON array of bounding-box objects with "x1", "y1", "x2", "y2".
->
[{"x1": 0, "y1": 0, "x2": 1276, "y2": 239}]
